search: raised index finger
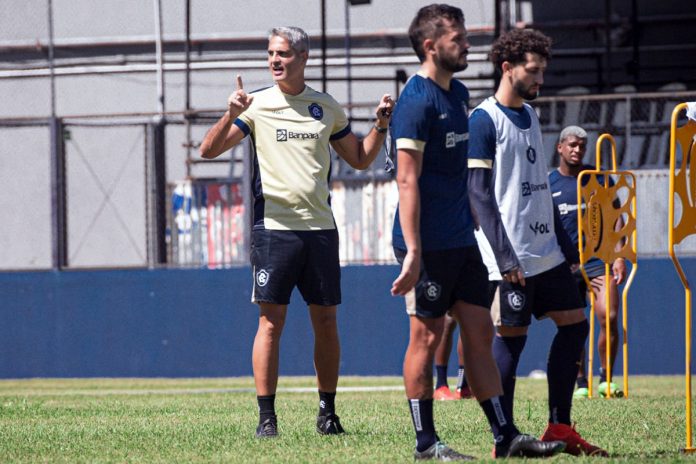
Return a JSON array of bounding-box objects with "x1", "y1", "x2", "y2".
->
[{"x1": 236, "y1": 74, "x2": 243, "y2": 91}]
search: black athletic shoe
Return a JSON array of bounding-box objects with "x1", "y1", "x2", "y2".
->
[
  {"x1": 495, "y1": 433, "x2": 565, "y2": 458},
  {"x1": 414, "y1": 441, "x2": 475, "y2": 461},
  {"x1": 255, "y1": 416, "x2": 278, "y2": 438},
  {"x1": 316, "y1": 413, "x2": 345, "y2": 435}
]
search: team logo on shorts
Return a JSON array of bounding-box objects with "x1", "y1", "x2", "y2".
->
[
  {"x1": 308, "y1": 103, "x2": 323, "y2": 120},
  {"x1": 423, "y1": 281, "x2": 442, "y2": 302},
  {"x1": 507, "y1": 291, "x2": 526, "y2": 311},
  {"x1": 256, "y1": 269, "x2": 269, "y2": 287}
]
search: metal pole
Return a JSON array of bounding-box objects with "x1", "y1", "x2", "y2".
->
[
  {"x1": 493, "y1": 0, "x2": 506, "y2": 90},
  {"x1": 149, "y1": 0, "x2": 167, "y2": 266},
  {"x1": 48, "y1": 0, "x2": 67, "y2": 269},
  {"x1": 147, "y1": 122, "x2": 168, "y2": 266},
  {"x1": 321, "y1": 0, "x2": 327, "y2": 93},
  {"x1": 184, "y1": 0, "x2": 192, "y2": 176},
  {"x1": 344, "y1": 1, "x2": 352, "y2": 120},
  {"x1": 50, "y1": 118, "x2": 67, "y2": 269},
  {"x1": 47, "y1": 0, "x2": 56, "y2": 118},
  {"x1": 153, "y1": 0, "x2": 165, "y2": 114}
]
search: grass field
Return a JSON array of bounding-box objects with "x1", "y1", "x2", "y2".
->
[{"x1": 0, "y1": 375, "x2": 693, "y2": 463}]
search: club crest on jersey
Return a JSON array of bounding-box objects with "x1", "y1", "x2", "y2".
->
[
  {"x1": 526, "y1": 146, "x2": 537, "y2": 163},
  {"x1": 256, "y1": 269, "x2": 270, "y2": 287},
  {"x1": 423, "y1": 281, "x2": 442, "y2": 302},
  {"x1": 507, "y1": 291, "x2": 526, "y2": 311},
  {"x1": 308, "y1": 103, "x2": 323, "y2": 120}
]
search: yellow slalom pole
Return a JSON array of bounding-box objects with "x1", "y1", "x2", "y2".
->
[
  {"x1": 604, "y1": 262, "x2": 612, "y2": 399},
  {"x1": 668, "y1": 102, "x2": 695, "y2": 453},
  {"x1": 578, "y1": 165, "x2": 598, "y2": 398},
  {"x1": 596, "y1": 134, "x2": 617, "y2": 400},
  {"x1": 622, "y1": 183, "x2": 638, "y2": 398},
  {"x1": 587, "y1": 282, "x2": 596, "y2": 397},
  {"x1": 581, "y1": 134, "x2": 635, "y2": 400}
]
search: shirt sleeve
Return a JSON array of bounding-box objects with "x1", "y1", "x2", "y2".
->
[
  {"x1": 391, "y1": 90, "x2": 433, "y2": 153},
  {"x1": 467, "y1": 108, "x2": 496, "y2": 167},
  {"x1": 235, "y1": 103, "x2": 256, "y2": 135},
  {"x1": 330, "y1": 97, "x2": 351, "y2": 140},
  {"x1": 554, "y1": 206, "x2": 580, "y2": 264},
  {"x1": 468, "y1": 167, "x2": 521, "y2": 273}
]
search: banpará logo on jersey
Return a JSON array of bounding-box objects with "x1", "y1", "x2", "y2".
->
[
  {"x1": 558, "y1": 202, "x2": 582, "y2": 215},
  {"x1": 256, "y1": 269, "x2": 269, "y2": 287},
  {"x1": 276, "y1": 128, "x2": 320, "y2": 142},
  {"x1": 526, "y1": 146, "x2": 537, "y2": 163},
  {"x1": 529, "y1": 221, "x2": 550, "y2": 235},
  {"x1": 507, "y1": 291, "x2": 526, "y2": 311},
  {"x1": 308, "y1": 103, "x2": 323, "y2": 120},
  {"x1": 423, "y1": 281, "x2": 442, "y2": 302},
  {"x1": 445, "y1": 131, "x2": 469, "y2": 148},
  {"x1": 521, "y1": 181, "x2": 548, "y2": 197}
]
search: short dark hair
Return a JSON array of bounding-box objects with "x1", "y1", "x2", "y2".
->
[
  {"x1": 408, "y1": 4, "x2": 464, "y2": 63},
  {"x1": 490, "y1": 29, "x2": 551, "y2": 71}
]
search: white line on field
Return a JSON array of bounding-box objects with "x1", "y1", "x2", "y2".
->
[{"x1": 1, "y1": 385, "x2": 405, "y2": 397}]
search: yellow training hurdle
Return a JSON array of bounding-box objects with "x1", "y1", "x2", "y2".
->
[
  {"x1": 577, "y1": 133, "x2": 637, "y2": 399},
  {"x1": 667, "y1": 102, "x2": 696, "y2": 453}
]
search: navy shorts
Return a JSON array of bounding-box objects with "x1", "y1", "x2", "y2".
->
[
  {"x1": 492, "y1": 262, "x2": 585, "y2": 327},
  {"x1": 250, "y1": 228, "x2": 341, "y2": 306},
  {"x1": 394, "y1": 246, "x2": 493, "y2": 319}
]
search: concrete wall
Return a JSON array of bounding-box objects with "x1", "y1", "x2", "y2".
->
[{"x1": 1, "y1": 257, "x2": 692, "y2": 378}]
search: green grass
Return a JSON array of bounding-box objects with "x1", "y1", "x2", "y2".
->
[{"x1": 0, "y1": 376, "x2": 694, "y2": 463}]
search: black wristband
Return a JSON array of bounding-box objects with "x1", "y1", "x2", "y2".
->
[{"x1": 374, "y1": 124, "x2": 388, "y2": 134}]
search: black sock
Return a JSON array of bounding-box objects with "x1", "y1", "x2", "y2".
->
[
  {"x1": 576, "y1": 376, "x2": 588, "y2": 389},
  {"x1": 599, "y1": 367, "x2": 608, "y2": 384},
  {"x1": 493, "y1": 335, "x2": 527, "y2": 422},
  {"x1": 548, "y1": 320, "x2": 589, "y2": 425},
  {"x1": 480, "y1": 396, "x2": 520, "y2": 450},
  {"x1": 257, "y1": 394, "x2": 276, "y2": 422},
  {"x1": 318, "y1": 391, "x2": 336, "y2": 416},
  {"x1": 409, "y1": 399, "x2": 438, "y2": 452},
  {"x1": 457, "y1": 366, "x2": 468, "y2": 389},
  {"x1": 435, "y1": 365, "x2": 448, "y2": 389}
]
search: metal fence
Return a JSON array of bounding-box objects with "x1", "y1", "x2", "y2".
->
[
  {"x1": 2, "y1": 91, "x2": 695, "y2": 270},
  {"x1": 534, "y1": 89, "x2": 695, "y2": 169},
  {"x1": 0, "y1": 114, "x2": 168, "y2": 270}
]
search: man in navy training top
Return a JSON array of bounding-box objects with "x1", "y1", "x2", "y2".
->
[
  {"x1": 467, "y1": 29, "x2": 608, "y2": 456},
  {"x1": 390, "y1": 4, "x2": 565, "y2": 461},
  {"x1": 549, "y1": 125, "x2": 627, "y2": 399}
]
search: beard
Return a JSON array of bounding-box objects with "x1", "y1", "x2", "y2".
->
[
  {"x1": 438, "y1": 53, "x2": 469, "y2": 73},
  {"x1": 513, "y1": 80, "x2": 539, "y2": 100}
]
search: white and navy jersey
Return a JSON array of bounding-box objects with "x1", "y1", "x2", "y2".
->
[
  {"x1": 234, "y1": 85, "x2": 350, "y2": 231},
  {"x1": 468, "y1": 96, "x2": 565, "y2": 277},
  {"x1": 390, "y1": 72, "x2": 476, "y2": 251}
]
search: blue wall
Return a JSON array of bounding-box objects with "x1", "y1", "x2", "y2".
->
[{"x1": 0, "y1": 258, "x2": 692, "y2": 378}]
